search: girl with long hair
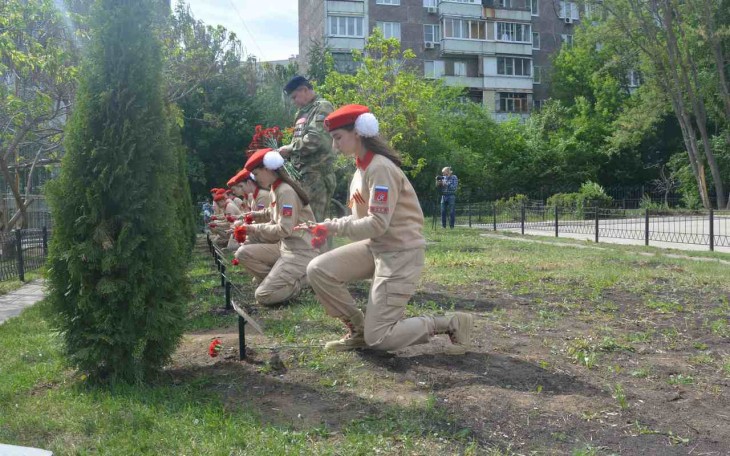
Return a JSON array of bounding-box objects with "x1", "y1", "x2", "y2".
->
[
  {"x1": 233, "y1": 148, "x2": 317, "y2": 306},
  {"x1": 301, "y1": 104, "x2": 473, "y2": 354}
]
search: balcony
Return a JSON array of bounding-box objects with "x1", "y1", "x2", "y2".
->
[
  {"x1": 438, "y1": 0, "x2": 482, "y2": 18},
  {"x1": 482, "y1": 75, "x2": 533, "y2": 90},
  {"x1": 327, "y1": 37, "x2": 365, "y2": 52},
  {"x1": 442, "y1": 75, "x2": 484, "y2": 88},
  {"x1": 328, "y1": 0, "x2": 364, "y2": 14},
  {"x1": 441, "y1": 38, "x2": 532, "y2": 56},
  {"x1": 494, "y1": 9, "x2": 531, "y2": 21}
]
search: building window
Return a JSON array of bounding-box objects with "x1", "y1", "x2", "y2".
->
[
  {"x1": 533, "y1": 65, "x2": 541, "y2": 83},
  {"x1": 561, "y1": 34, "x2": 574, "y2": 47},
  {"x1": 376, "y1": 22, "x2": 401, "y2": 40},
  {"x1": 532, "y1": 32, "x2": 540, "y2": 49},
  {"x1": 377, "y1": 0, "x2": 401, "y2": 5},
  {"x1": 425, "y1": 60, "x2": 445, "y2": 78},
  {"x1": 447, "y1": 0, "x2": 479, "y2": 3},
  {"x1": 498, "y1": 0, "x2": 512, "y2": 7},
  {"x1": 454, "y1": 61, "x2": 467, "y2": 76},
  {"x1": 424, "y1": 24, "x2": 441, "y2": 43},
  {"x1": 444, "y1": 18, "x2": 487, "y2": 40},
  {"x1": 328, "y1": 16, "x2": 364, "y2": 38},
  {"x1": 423, "y1": 0, "x2": 437, "y2": 6},
  {"x1": 533, "y1": 99, "x2": 543, "y2": 110},
  {"x1": 496, "y1": 92, "x2": 531, "y2": 113},
  {"x1": 497, "y1": 56, "x2": 532, "y2": 77},
  {"x1": 496, "y1": 22, "x2": 531, "y2": 43},
  {"x1": 531, "y1": 0, "x2": 539, "y2": 16},
  {"x1": 559, "y1": 1, "x2": 579, "y2": 20},
  {"x1": 627, "y1": 69, "x2": 642, "y2": 87}
]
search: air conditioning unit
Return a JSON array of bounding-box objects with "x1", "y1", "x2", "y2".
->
[
  {"x1": 427, "y1": 6, "x2": 438, "y2": 14},
  {"x1": 424, "y1": 42, "x2": 435, "y2": 49},
  {"x1": 564, "y1": 16, "x2": 573, "y2": 24}
]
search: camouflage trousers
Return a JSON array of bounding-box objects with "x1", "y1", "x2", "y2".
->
[{"x1": 301, "y1": 169, "x2": 336, "y2": 223}]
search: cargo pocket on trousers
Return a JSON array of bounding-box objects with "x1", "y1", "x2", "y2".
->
[{"x1": 379, "y1": 281, "x2": 416, "y2": 323}]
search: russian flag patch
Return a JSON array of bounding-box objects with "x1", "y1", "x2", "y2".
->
[
  {"x1": 282, "y1": 205, "x2": 293, "y2": 217},
  {"x1": 257, "y1": 204, "x2": 265, "y2": 209},
  {"x1": 373, "y1": 185, "x2": 389, "y2": 204}
]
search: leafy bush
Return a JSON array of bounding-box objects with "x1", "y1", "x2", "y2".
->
[
  {"x1": 547, "y1": 181, "x2": 612, "y2": 219},
  {"x1": 494, "y1": 194, "x2": 528, "y2": 221}
]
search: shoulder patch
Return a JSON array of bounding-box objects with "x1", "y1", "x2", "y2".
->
[
  {"x1": 257, "y1": 204, "x2": 265, "y2": 210},
  {"x1": 373, "y1": 185, "x2": 389, "y2": 204},
  {"x1": 370, "y1": 205, "x2": 389, "y2": 214},
  {"x1": 282, "y1": 205, "x2": 293, "y2": 217}
]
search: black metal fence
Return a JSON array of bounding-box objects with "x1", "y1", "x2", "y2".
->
[
  {"x1": 0, "y1": 228, "x2": 49, "y2": 281},
  {"x1": 433, "y1": 201, "x2": 729, "y2": 251}
]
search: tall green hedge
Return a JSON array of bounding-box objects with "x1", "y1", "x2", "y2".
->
[{"x1": 46, "y1": 0, "x2": 189, "y2": 383}]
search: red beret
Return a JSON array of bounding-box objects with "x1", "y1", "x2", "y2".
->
[
  {"x1": 244, "y1": 148, "x2": 274, "y2": 171},
  {"x1": 324, "y1": 104, "x2": 370, "y2": 132},
  {"x1": 227, "y1": 168, "x2": 251, "y2": 187},
  {"x1": 213, "y1": 192, "x2": 227, "y2": 202},
  {"x1": 210, "y1": 187, "x2": 224, "y2": 194}
]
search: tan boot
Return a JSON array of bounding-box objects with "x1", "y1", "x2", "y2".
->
[
  {"x1": 325, "y1": 310, "x2": 366, "y2": 351},
  {"x1": 435, "y1": 313, "x2": 473, "y2": 355}
]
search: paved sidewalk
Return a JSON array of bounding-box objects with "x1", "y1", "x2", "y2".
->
[{"x1": 0, "y1": 280, "x2": 45, "y2": 325}]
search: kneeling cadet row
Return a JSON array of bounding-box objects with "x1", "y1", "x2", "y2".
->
[{"x1": 229, "y1": 104, "x2": 474, "y2": 355}]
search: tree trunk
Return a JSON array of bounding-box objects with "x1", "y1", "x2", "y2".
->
[{"x1": 667, "y1": 0, "x2": 727, "y2": 208}]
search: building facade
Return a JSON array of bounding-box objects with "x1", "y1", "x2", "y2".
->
[{"x1": 298, "y1": 0, "x2": 586, "y2": 119}]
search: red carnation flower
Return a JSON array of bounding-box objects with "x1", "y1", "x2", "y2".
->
[
  {"x1": 210, "y1": 216, "x2": 217, "y2": 221},
  {"x1": 233, "y1": 225, "x2": 247, "y2": 243},
  {"x1": 209, "y1": 223, "x2": 217, "y2": 229},
  {"x1": 232, "y1": 258, "x2": 239, "y2": 266},
  {"x1": 244, "y1": 213, "x2": 254, "y2": 225},
  {"x1": 226, "y1": 215, "x2": 235, "y2": 223},
  {"x1": 208, "y1": 339, "x2": 223, "y2": 358},
  {"x1": 312, "y1": 224, "x2": 329, "y2": 238}
]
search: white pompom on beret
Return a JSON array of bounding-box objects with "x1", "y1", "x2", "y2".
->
[{"x1": 354, "y1": 112, "x2": 379, "y2": 138}]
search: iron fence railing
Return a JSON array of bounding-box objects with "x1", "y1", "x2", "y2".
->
[
  {"x1": 431, "y1": 201, "x2": 729, "y2": 252},
  {"x1": 0, "y1": 228, "x2": 49, "y2": 281}
]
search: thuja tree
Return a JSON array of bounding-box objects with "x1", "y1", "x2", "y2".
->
[{"x1": 46, "y1": 0, "x2": 189, "y2": 383}]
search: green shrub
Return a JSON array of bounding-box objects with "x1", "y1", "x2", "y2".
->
[
  {"x1": 46, "y1": 0, "x2": 190, "y2": 383},
  {"x1": 547, "y1": 181, "x2": 613, "y2": 219}
]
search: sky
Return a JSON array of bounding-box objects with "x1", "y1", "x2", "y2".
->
[{"x1": 175, "y1": 0, "x2": 299, "y2": 62}]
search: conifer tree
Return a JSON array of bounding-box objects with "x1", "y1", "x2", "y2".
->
[{"x1": 46, "y1": 0, "x2": 189, "y2": 383}]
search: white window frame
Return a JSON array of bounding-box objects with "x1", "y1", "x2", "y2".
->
[
  {"x1": 533, "y1": 65, "x2": 541, "y2": 84},
  {"x1": 424, "y1": 24, "x2": 441, "y2": 43},
  {"x1": 423, "y1": 0, "x2": 437, "y2": 6},
  {"x1": 498, "y1": 0, "x2": 512, "y2": 8},
  {"x1": 559, "y1": 1, "x2": 580, "y2": 20},
  {"x1": 496, "y1": 22, "x2": 532, "y2": 43},
  {"x1": 424, "y1": 60, "x2": 445, "y2": 78},
  {"x1": 376, "y1": 21, "x2": 401, "y2": 40},
  {"x1": 454, "y1": 61, "x2": 467, "y2": 77},
  {"x1": 377, "y1": 0, "x2": 401, "y2": 5},
  {"x1": 496, "y1": 92, "x2": 531, "y2": 113},
  {"x1": 328, "y1": 16, "x2": 364, "y2": 38},
  {"x1": 531, "y1": 0, "x2": 539, "y2": 16},
  {"x1": 561, "y1": 34, "x2": 574, "y2": 47},
  {"x1": 497, "y1": 56, "x2": 532, "y2": 77},
  {"x1": 532, "y1": 32, "x2": 540, "y2": 50},
  {"x1": 443, "y1": 18, "x2": 487, "y2": 40}
]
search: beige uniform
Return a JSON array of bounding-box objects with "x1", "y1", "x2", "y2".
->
[
  {"x1": 211, "y1": 200, "x2": 242, "y2": 248},
  {"x1": 251, "y1": 188, "x2": 270, "y2": 212},
  {"x1": 235, "y1": 181, "x2": 317, "y2": 306},
  {"x1": 233, "y1": 195, "x2": 249, "y2": 213},
  {"x1": 307, "y1": 153, "x2": 435, "y2": 351}
]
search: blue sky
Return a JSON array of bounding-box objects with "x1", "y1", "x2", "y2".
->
[{"x1": 175, "y1": 0, "x2": 299, "y2": 62}]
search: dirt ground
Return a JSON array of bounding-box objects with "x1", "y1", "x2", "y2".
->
[{"x1": 168, "y1": 267, "x2": 730, "y2": 456}]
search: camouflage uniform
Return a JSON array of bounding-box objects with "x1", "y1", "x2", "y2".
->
[{"x1": 288, "y1": 96, "x2": 336, "y2": 222}]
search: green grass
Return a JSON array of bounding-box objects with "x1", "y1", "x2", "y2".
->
[{"x1": 2, "y1": 228, "x2": 730, "y2": 454}]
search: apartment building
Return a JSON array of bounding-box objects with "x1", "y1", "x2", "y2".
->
[{"x1": 299, "y1": 0, "x2": 585, "y2": 119}]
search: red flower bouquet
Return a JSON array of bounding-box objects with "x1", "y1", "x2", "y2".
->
[
  {"x1": 310, "y1": 224, "x2": 329, "y2": 249},
  {"x1": 232, "y1": 258, "x2": 240, "y2": 266},
  {"x1": 233, "y1": 225, "x2": 247, "y2": 243},
  {"x1": 208, "y1": 339, "x2": 223, "y2": 358}
]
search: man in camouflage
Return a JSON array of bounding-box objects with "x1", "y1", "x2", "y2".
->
[{"x1": 277, "y1": 76, "x2": 336, "y2": 223}]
